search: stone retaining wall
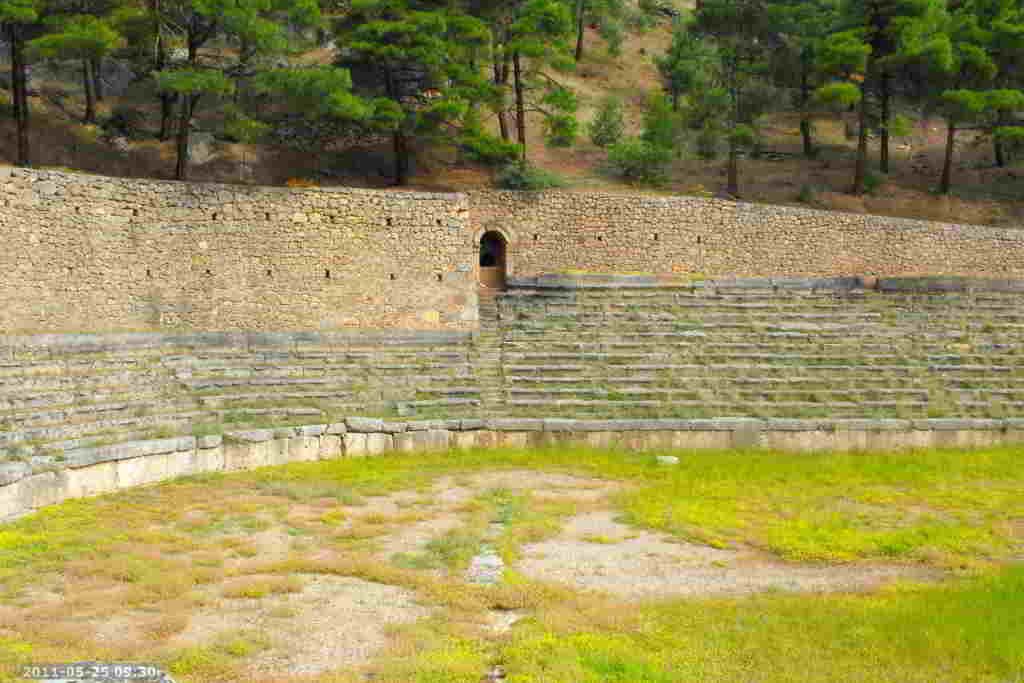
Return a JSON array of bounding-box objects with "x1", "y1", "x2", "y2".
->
[
  {"x1": 0, "y1": 167, "x2": 476, "y2": 334},
  {"x1": 3, "y1": 417, "x2": 1021, "y2": 522},
  {"x1": 469, "y1": 190, "x2": 1024, "y2": 279}
]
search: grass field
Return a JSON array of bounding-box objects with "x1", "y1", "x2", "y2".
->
[{"x1": 0, "y1": 445, "x2": 1021, "y2": 681}]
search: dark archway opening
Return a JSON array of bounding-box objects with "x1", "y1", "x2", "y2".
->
[{"x1": 479, "y1": 231, "x2": 507, "y2": 291}]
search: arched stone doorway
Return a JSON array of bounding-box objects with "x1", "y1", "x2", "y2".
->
[{"x1": 479, "y1": 231, "x2": 507, "y2": 291}]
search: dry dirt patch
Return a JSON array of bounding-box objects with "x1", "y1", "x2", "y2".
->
[
  {"x1": 368, "y1": 469, "x2": 624, "y2": 562},
  {"x1": 517, "y1": 511, "x2": 942, "y2": 599},
  {"x1": 170, "y1": 574, "x2": 430, "y2": 676}
]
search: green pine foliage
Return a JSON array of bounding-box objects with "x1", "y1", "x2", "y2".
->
[
  {"x1": 640, "y1": 92, "x2": 681, "y2": 151},
  {"x1": 606, "y1": 137, "x2": 672, "y2": 185},
  {"x1": 495, "y1": 159, "x2": 567, "y2": 190},
  {"x1": 29, "y1": 14, "x2": 120, "y2": 123},
  {"x1": 588, "y1": 96, "x2": 625, "y2": 148}
]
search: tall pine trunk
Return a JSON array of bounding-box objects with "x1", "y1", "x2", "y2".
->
[
  {"x1": 235, "y1": 39, "x2": 250, "y2": 107},
  {"x1": 91, "y1": 57, "x2": 103, "y2": 101},
  {"x1": 159, "y1": 94, "x2": 175, "y2": 140},
  {"x1": 574, "y1": 0, "x2": 585, "y2": 62},
  {"x1": 799, "y1": 56, "x2": 814, "y2": 158},
  {"x1": 9, "y1": 26, "x2": 30, "y2": 167},
  {"x1": 152, "y1": 0, "x2": 175, "y2": 141},
  {"x1": 726, "y1": 141, "x2": 739, "y2": 197},
  {"x1": 392, "y1": 130, "x2": 409, "y2": 186},
  {"x1": 513, "y1": 51, "x2": 526, "y2": 159},
  {"x1": 725, "y1": 57, "x2": 740, "y2": 197},
  {"x1": 174, "y1": 94, "x2": 197, "y2": 180},
  {"x1": 851, "y1": 61, "x2": 871, "y2": 195},
  {"x1": 492, "y1": 48, "x2": 509, "y2": 141},
  {"x1": 383, "y1": 63, "x2": 409, "y2": 185},
  {"x1": 491, "y1": 35, "x2": 512, "y2": 142},
  {"x1": 939, "y1": 120, "x2": 955, "y2": 195},
  {"x1": 879, "y1": 70, "x2": 890, "y2": 174},
  {"x1": 82, "y1": 59, "x2": 96, "y2": 124}
]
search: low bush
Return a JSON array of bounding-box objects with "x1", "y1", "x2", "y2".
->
[
  {"x1": 495, "y1": 161, "x2": 567, "y2": 191},
  {"x1": 606, "y1": 138, "x2": 672, "y2": 185}
]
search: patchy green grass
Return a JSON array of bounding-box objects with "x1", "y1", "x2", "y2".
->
[
  {"x1": 164, "y1": 629, "x2": 271, "y2": 679},
  {"x1": 502, "y1": 565, "x2": 1024, "y2": 682},
  {"x1": 0, "y1": 445, "x2": 1021, "y2": 682},
  {"x1": 392, "y1": 529, "x2": 485, "y2": 572},
  {"x1": 2, "y1": 445, "x2": 1022, "y2": 586}
]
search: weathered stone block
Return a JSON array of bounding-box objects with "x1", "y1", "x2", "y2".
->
[
  {"x1": 0, "y1": 462, "x2": 30, "y2": 486},
  {"x1": 65, "y1": 461, "x2": 118, "y2": 498},
  {"x1": 288, "y1": 436, "x2": 321, "y2": 462},
  {"x1": 344, "y1": 433, "x2": 368, "y2": 457},
  {"x1": 227, "y1": 429, "x2": 275, "y2": 444},
  {"x1": 318, "y1": 435, "x2": 343, "y2": 460},
  {"x1": 485, "y1": 418, "x2": 543, "y2": 432},
  {"x1": 347, "y1": 417, "x2": 384, "y2": 433},
  {"x1": 198, "y1": 434, "x2": 223, "y2": 449},
  {"x1": 366, "y1": 433, "x2": 394, "y2": 455}
]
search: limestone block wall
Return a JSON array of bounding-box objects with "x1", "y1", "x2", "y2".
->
[
  {"x1": 5, "y1": 165, "x2": 1024, "y2": 336},
  {"x1": 2, "y1": 416, "x2": 1021, "y2": 522},
  {"x1": 0, "y1": 167, "x2": 477, "y2": 333},
  {"x1": 469, "y1": 190, "x2": 1024, "y2": 278}
]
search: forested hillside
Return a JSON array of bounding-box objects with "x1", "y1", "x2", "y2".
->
[{"x1": 2, "y1": 0, "x2": 1024, "y2": 226}]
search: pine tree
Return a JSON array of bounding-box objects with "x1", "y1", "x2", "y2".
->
[
  {"x1": 988, "y1": 1, "x2": 1024, "y2": 166},
  {"x1": 640, "y1": 91, "x2": 680, "y2": 151},
  {"x1": 1, "y1": 0, "x2": 40, "y2": 166},
  {"x1": 30, "y1": 14, "x2": 121, "y2": 123},
  {"x1": 155, "y1": 0, "x2": 320, "y2": 180},
  {"x1": 692, "y1": 0, "x2": 774, "y2": 197},
  {"x1": 767, "y1": 0, "x2": 840, "y2": 158},
  {"x1": 253, "y1": 65, "x2": 381, "y2": 176},
  {"x1": 818, "y1": 0, "x2": 947, "y2": 194},
  {"x1": 656, "y1": 21, "x2": 716, "y2": 111},
  {"x1": 919, "y1": 1, "x2": 993, "y2": 194},
  {"x1": 507, "y1": 0, "x2": 577, "y2": 157},
  {"x1": 337, "y1": 0, "x2": 506, "y2": 184}
]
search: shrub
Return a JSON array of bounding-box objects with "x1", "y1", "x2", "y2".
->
[
  {"x1": 606, "y1": 137, "x2": 672, "y2": 185},
  {"x1": 641, "y1": 93, "x2": 681, "y2": 152},
  {"x1": 863, "y1": 171, "x2": 886, "y2": 195},
  {"x1": 695, "y1": 125, "x2": 720, "y2": 160},
  {"x1": 588, "y1": 96, "x2": 626, "y2": 148},
  {"x1": 104, "y1": 105, "x2": 148, "y2": 139},
  {"x1": 797, "y1": 184, "x2": 817, "y2": 204},
  {"x1": 495, "y1": 161, "x2": 567, "y2": 191}
]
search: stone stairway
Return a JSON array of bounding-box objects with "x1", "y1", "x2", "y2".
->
[
  {"x1": 3, "y1": 277, "x2": 1024, "y2": 464},
  {"x1": 474, "y1": 296, "x2": 506, "y2": 409},
  {"x1": 489, "y1": 280, "x2": 1024, "y2": 419}
]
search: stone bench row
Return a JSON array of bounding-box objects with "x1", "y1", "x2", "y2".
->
[
  {"x1": 504, "y1": 374, "x2": 1024, "y2": 389},
  {"x1": 0, "y1": 331, "x2": 474, "y2": 355},
  {"x1": 502, "y1": 363, "x2": 1022, "y2": 374}
]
